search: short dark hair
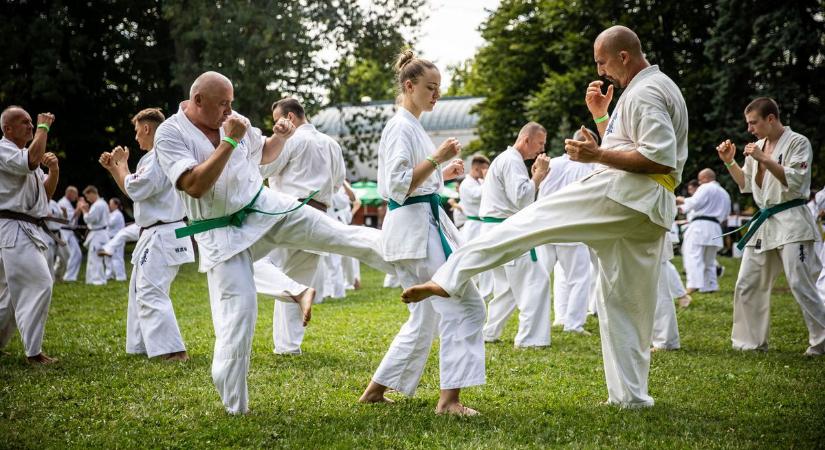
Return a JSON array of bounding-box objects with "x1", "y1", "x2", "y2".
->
[
  {"x1": 131, "y1": 108, "x2": 165, "y2": 126},
  {"x1": 83, "y1": 185, "x2": 98, "y2": 195},
  {"x1": 744, "y1": 97, "x2": 780, "y2": 120},
  {"x1": 271, "y1": 98, "x2": 306, "y2": 119},
  {"x1": 471, "y1": 155, "x2": 490, "y2": 166}
]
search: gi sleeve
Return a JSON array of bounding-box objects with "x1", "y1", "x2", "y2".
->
[
  {"x1": 331, "y1": 142, "x2": 346, "y2": 193},
  {"x1": 0, "y1": 140, "x2": 32, "y2": 176},
  {"x1": 681, "y1": 184, "x2": 708, "y2": 213},
  {"x1": 631, "y1": 109, "x2": 677, "y2": 170},
  {"x1": 384, "y1": 123, "x2": 415, "y2": 205},
  {"x1": 780, "y1": 135, "x2": 813, "y2": 195},
  {"x1": 503, "y1": 158, "x2": 535, "y2": 209},
  {"x1": 124, "y1": 154, "x2": 162, "y2": 202},
  {"x1": 244, "y1": 125, "x2": 265, "y2": 165},
  {"x1": 740, "y1": 155, "x2": 755, "y2": 194},
  {"x1": 260, "y1": 138, "x2": 295, "y2": 180},
  {"x1": 154, "y1": 123, "x2": 198, "y2": 191},
  {"x1": 459, "y1": 178, "x2": 482, "y2": 204}
]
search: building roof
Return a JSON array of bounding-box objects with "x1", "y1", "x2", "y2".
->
[{"x1": 313, "y1": 96, "x2": 483, "y2": 137}]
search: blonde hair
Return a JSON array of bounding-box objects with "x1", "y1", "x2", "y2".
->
[
  {"x1": 394, "y1": 49, "x2": 437, "y2": 98},
  {"x1": 131, "y1": 108, "x2": 165, "y2": 126}
]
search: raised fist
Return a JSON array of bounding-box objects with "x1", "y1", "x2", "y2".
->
[
  {"x1": 111, "y1": 146, "x2": 129, "y2": 166},
  {"x1": 37, "y1": 112, "x2": 55, "y2": 127},
  {"x1": 41, "y1": 152, "x2": 59, "y2": 171},
  {"x1": 272, "y1": 117, "x2": 295, "y2": 139},
  {"x1": 435, "y1": 137, "x2": 461, "y2": 163},
  {"x1": 223, "y1": 115, "x2": 248, "y2": 141},
  {"x1": 442, "y1": 158, "x2": 464, "y2": 180}
]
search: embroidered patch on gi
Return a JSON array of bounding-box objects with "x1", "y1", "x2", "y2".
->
[
  {"x1": 175, "y1": 247, "x2": 188, "y2": 253},
  {"x1": 140, "y1": 248, "x2": 149, "y2": 266},
  {"x1": 800, "y1": 161, "x2": 808, "y2": 169},
  {"x1": 755, "y1": 239, "x2": 761, "y2": 250},
  {"x1": 777, "y1": 154, "x2": 783, "y2": 165},
  {"x1": 799, "y1": 244, "x2": 806, "y2": 263}
]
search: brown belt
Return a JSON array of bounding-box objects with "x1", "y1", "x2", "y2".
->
[
  {"x1": 298, "y1": 198, "x2": 327, "y2": 212},
  {"x1": 0, "y1": 209, "x2": 67, "y2": 245}
]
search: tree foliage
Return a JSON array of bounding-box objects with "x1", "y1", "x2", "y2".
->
[{"x1": 464, "y1": 0, "x2": 825, "y2": 191}]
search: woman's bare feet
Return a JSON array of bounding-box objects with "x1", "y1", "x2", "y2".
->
[
  {"x1": 160, "y1": 351, "x2": 189, "y2": 361},
  {"x1": 401, "y1": 281, "x2": 449, "y2": 304},
  {"x1": 27, "y1": 352, "x2": 58, "y2": 365},
  {"x1": 290, "y1": 288, "x2": 315, "y2": 327}
]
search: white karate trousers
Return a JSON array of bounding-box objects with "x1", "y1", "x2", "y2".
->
[
  {"x1": 371, "y1": 220, "x2": 486, "y2": 396},
  {"x1": 84, "y1": 230, "x2": 108, "y2": 285},
  {"x1": 253, "y1": 257, "x2": 309, "y2": 299},
  {"x1": 105, "y1": 244, "x2": 127, "y2": 281},
  {"x1": 463, "y1": 219, "x2": 493, "y2": 298},
  {"x1": 652, "y1": 247, "x2": 681, "y2": 350},
  {"x1": 816, "y1": 241, "x2": 825, "y2": 305},
  {"x1": 267, "y1": 248, "x2": 322, "y2": 355},
  {"x1": 542, "y1": 243, "x2": 592, "y2": 332},
  {"x1": 483, "y1": 222, "x2": 551, "y2": 347},
  {"x1": 0, "y1": 225, "x2": 53, "y2": 357},
  {"x1": 46, "y1": 236, "x2": 69, "y2": 281},
  {"x1": 103, "y1": 223, "x2": 140, "y2": 255},
  {"x1": 59, "y1": 229, "x2": 82, "y2": 282},
  {"x1": 324, "y1": 253, "x2": 346, "y2": 299},
  {"x1": 206, "y1": 205, "x2": 394, "y2": 414},
  {"x1": 431, "y1": 172, "x2": 666, "y2": 407},
  {"x1": 732, "y1": 242, "x2": 825, "y2": 354},
  {"x1": 126, "y1": 228, "x2": 188, "y2": 357},
  {"x1": 342, "y1": 256, "x2": 360, "y2": 289},
  {"x1": 682, "y1": 233, "x2": 719, "y2": 292}
]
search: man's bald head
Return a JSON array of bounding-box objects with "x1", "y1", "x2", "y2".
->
[
  {"x1": 595, "y1": 26, "x2": 643, "y2": 57},
  {"x1": 517, "y1": 122, "x2": 546, "y2": 140},
  {"x1": 0, "y1": 106, "x2": 25, "y2": 131},
  {"x1": 189, "y1": 71, "x2": 233, "y2": 99},
  {"x1": 698, "y1": 168, "x2": 716, "y2": 183}
]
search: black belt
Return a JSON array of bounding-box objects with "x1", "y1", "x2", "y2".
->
[
  {"x1": 139, "y1": 219, "x2": 185, "y2": 237},
  {"x1": 88, "y1": 226, "x2": 107, "y2": 231},
  {"x1": 298, "y1": 198, "x2": 328, "y2": 212},
  {"x1": 0, "y1": 210, "x2": 66, "y2": 246},
  {"x1": 691, "y1": 216, "x2": 720, "y2": 224}
]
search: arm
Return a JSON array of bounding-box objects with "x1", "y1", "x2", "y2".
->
[
  {"x1": 342, "y1": 181, "x2": 362, "y2": 215},
  {"x1": 175, "y1": 117, "x2": 247, "y2": 198},
  {"x1": 27, "y1": 113, "x2": 55, "y2": 170},
  {"x1": 717, "y1": 140, "x2": 746, "y2": 190},
  {"x1": 260, "y1": 118, "x2": 296, "y2": 165},
  {"x1": 407, "y1": 138, "x2": 461, "y2": 195},
  {"x1": 99, "y1": 146, "x2": 132, "y2": 198},
  {"x1": 564, "y1": 125, "x2": 671, "y2": 174},
  {"x1": 585, "y1": 81, "x2": 614, "y2": 139},
  {"x1": 41, "y1": 153, "x2": 59, "y2": 198}
]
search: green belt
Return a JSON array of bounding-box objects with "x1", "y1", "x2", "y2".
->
[
  {"x1": 722, "y1": 198, "x2": 807, "y2": 250},
  {"x1": 175, "y1": 185, "x2": 318, "y2": 239},
  {"x1": 388, "y1": 193, "x2": 452, "y2": 259},
  {"x1": 480, "y1": 216, "x2": 537, "y2": 262},
  {"x1": 465, "y1": 215, "x2": 481, "y2": 221}
]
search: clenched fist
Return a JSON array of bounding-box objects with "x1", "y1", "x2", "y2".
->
[
  {"x1": 41, "y1": 152, "x2": 59, "y2": 171},
  {"x1": 442, "y1": 158, "x2": 464, "y2": 180},
  {"x1": 223, "y1": 115, "x2": 248, "y2": 141},
  {"x1": 434, "y1": 137, "x2": 461, "y2": 163},
  {"x1": 37, "y1": 112, "x2": 55, "y2": 128}
]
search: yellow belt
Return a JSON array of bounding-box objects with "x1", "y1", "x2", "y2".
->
[{"x1": 647, "y1": 174, "x2": 676, "y2": 193}]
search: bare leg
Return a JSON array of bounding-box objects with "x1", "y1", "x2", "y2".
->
[
  {"x1": 160, "y1": 351, "x2": 190, "y2": 361},
  {"x1": 435, "y1": 388, "x2": 478, "y2": 416},
  {"x1": 27, "y1": 352, "x2": 58, "y2": 365},
  {"x1": 289, "y1": 287, "x2": 315, "y2": 327},
  {"x1": 401, "y1": 281, "x2": 449, "y2": 303},
  {"x1": 359, "y1": 380, "x2": 394, "y2": 403}
]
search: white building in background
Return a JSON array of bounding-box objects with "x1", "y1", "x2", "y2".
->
[{"x1": 313, "y1": 96, "x2": 483, "y2": 180}]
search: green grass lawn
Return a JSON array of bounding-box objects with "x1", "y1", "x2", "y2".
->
[{"x1": 1, "y1": 256, "x2": 824, "y2": 449}]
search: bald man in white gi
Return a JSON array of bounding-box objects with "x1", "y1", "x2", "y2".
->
[
  {"x1": 404, "y1": 25, "x2": 688, "y2": 408},
  {"x1": 538, "y1": 129, "x2": 596, "y2": 335},
  {"x1": 57, "y1": 185, "x2": 82, "y2": 281},
  {"x1": 676, "y1": 168, "x2": 731, "y2": 301},
  {"x1": 459, "y1": 155, "x2": 492, "y2": 298},
  {"x1": 256, "y1": 97, "x2": 346, "y2": 355},
  {"x1": 479, "y1": 123, "x2": 550, "y2": 347},
  {"x1": 0, "y1": 106, "x2": 59, "y2": 364},
  {"x1": 155, "y1": 71, "x2": 394, "y2": 414},
  {"x1": 99, "y1": 107, "x2": 194, "y2": 361},
  {"x1": 78, "y1": 186, "x2": 109, "y2": 285},
  {"x1": 718, "y1": 97, "x2": 825, "y2": 356}
]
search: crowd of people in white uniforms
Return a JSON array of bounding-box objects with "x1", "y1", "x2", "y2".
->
[{"x1": 1, "y1": 24, "x2": 823, "y2": 419}]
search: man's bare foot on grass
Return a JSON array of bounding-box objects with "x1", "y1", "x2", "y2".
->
[
  {"x1": 290, "y1": 288, "x2": 315, "y2": 327},
  {"x1": 160, "y1": 351, "x2": 189, "y2": 361},
  {"x1": 435, "y1": 402, "x2": 480, "y2": 416},
  {"x1": 678, "y1": 294, "x2": 692, "y2": 308},
  {"x1": 401, "y1": 281, "x2": 449, "y2": 304},
  {"x1": 359, "y1": 382, "x2": 395, "y2": 404},
  {"x1": 353, "y1": 278, "x2": 361, "y2": 290},
  {"x1": 27, "y1": 353, "x2": 58, "y2": 365}
]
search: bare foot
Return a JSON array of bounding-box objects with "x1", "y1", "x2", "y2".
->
[
  {"x1": 353, "y1": 278, "x2": 361, "y2": 290},
  {"x1": 290, "y1": 288, "x2": 315, "y2": 327},
  {"x1": 435, "y1": 403, "x2": 479, "y2": 416},
  {"x1": 160, "y1": 351, "x2": 189, "y2": 361},
  {"x1": 677, "y1": 294, "x2": 692, "y2": 308},
  {"x1": 27, "y1": 352, "x2": 58, "y2": 365},
  {"x1": 401, "y1": 281, "x2": 449, "y2": 304},
  {"x1": 359, "y1": 382, "x2": 395, "y2": 403}
]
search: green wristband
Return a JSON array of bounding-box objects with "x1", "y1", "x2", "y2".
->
[
  {"x1": 37, "y1": 123, "x2": 50, "y2": 133},
  {"x1": 724, "y1": 160, "x2": 736, "y2": 168},
  {"x1": 426, "y1": 156, "x2": 440, "y2": 168},
  {"x1": 593, "y1": 114, "x2": 609, "y2": 124},
  {"x1": 222, "y1": 136, "x2": 238, "y2": 149}
]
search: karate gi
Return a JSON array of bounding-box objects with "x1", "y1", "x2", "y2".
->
[
  {"x1": 57, "y1": 195, "x2": 82, "y2": 281},
  {"x1": 430, "y1": 65, "x2": 688, "y2": 407},
  {"x1": 105, "y1": 208, "x2": 127, "y2": 281},
  {"x1": 538, "y1": 154, "x2": 595, "y2": 332},
  {"x1": 809, "y1": 189, "x2": 825, "y2": 302},
  {"x1": 680, "y1": 181, "x2": 730, "y2": 292},
  {"x1": 459, "y1": 175, "x2": 492, "y2": 298},
  {"x1": 370, "y1": 106, "x2": 486, "y2": 397},
  {"x1": 155, "y1": 104, "x2": 393, "y2": 414},
  {"x1": 731, "y1": 127, "x2": 825, "y2": 355},
  {"x1": 652, "y1": 233, "x2": 681, "y2": 350},
  {"x1": 331, "y1": 187, "x2": 361, "y2": 290},
  {"x1": 45, "y1": 199, "x2": 69, "y2": 281},
  {"x1": 480, "y1": 147, "x2": 551, "y2": 347},
  {"x1": 124, "y1": 150, "x2": 194, "y2": 358},
  {"x1": 83, "y1": 198, "x2": 109, "y2": 285},
  {"x1": 0, "y1": 136, "x2": 54, "y2": 357},
  {"x1": 102, "y1": 223, "x2": 140, "y2": 256},
  {"x1": 260, "y1": 122, "x2": 346, "y2": 354}
]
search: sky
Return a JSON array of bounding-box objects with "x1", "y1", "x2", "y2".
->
[{"x1": 416, "y1": 0, "x2": 501, "y2": 88}]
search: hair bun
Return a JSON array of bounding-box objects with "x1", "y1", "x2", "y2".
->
[{"x1": 394, "y1": 49, "x2": 416, "y2": 73}]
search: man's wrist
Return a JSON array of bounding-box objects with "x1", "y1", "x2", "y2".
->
[
  {"x1": 593, "y1": 113, "x2": 609, "y2": 124},
  {"x1": 724, "y1": 159, "x2": 736, "y2": 168}
]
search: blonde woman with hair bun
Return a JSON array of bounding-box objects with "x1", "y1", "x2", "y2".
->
[{"x1": 358, "y1": 49, "x2": 486, "y2": 416}]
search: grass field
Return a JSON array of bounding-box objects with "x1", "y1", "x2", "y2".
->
[{"x1": 1, "y1": 256, "x2": 824, "y2": 449}]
